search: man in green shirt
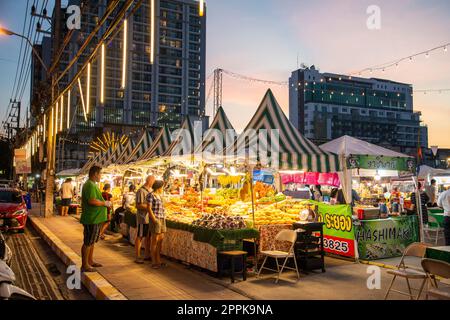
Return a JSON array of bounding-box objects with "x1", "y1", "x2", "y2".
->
[{"x1": 81, "y1": 166, "x2": 111, "y2": 272}]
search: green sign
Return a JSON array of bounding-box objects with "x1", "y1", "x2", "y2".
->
[
  {"x1": 355, "y1": 215, "x2": 419, "y2": 260},
  {"x1": 310, "y1": 201, "x2": 356, "y2": 258},
  {"x1": 347, "y1": 155, "x2": 415, "y2": 172}
]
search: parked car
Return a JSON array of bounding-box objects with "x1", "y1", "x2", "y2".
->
[{"x1": 0, "y1": 188, "x2": 28, "y2": 232}]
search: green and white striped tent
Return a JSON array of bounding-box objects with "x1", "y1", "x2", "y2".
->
[
  {"x1": 116, "y1": 138, "x2": 137, "y2": 165},
  {"x1": 137, "y1": 125, "x2": 172, "y2": 161},
  {"x1": 163, "y1": 116, "x2": 196, "y2": 157},
  {"x1": 195, "y1": 106, "x2": 235, "y2": 154},
  {"x1": 227, "y1": 89, "x2": 340, "y2": 172},
  {"x1": 96, "y1": 146, "x2": 118, "y2": 168},
  {"x1": 124, "y1": 129, "x2": 154, "y2": 164},
  {"x1": 79, "y1": 152, "x2": 102, "y2": 175}
]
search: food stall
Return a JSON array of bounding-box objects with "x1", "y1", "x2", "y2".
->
[{"x1": 321, "y1": 136, "x2": 419, "y2": 260}]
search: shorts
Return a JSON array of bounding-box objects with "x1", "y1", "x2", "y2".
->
[
  {"x1": 61, "y1": 198, "x2": 71, "y2": 206},
  {"x1": 150, "y1": 218, "x2": 167, "y2": 235},
  {"x1": 83, "y1": 224, "x2": 101, "y2": 246},
  {"x1": 137, "y1": 223, "x2": 150, "y2": 238}
]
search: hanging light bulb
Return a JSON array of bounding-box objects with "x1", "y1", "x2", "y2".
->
[
  {"x1": 67, "y1": 90, "x2": 70, "y2": 130},
  {"x1": 444, "y1": 46, "x2": 448, "y2": 52},
  {"x1": 86, "y1": 62, "x2": 91, "y2": 114},
  {"x1": 122, "y1": 19, "x2": 128, "y2": 88},
  {"x1": 199, "y1": 0, "x2": 204, "y2": 17},
  {"x1": 101, "y1": 44, "x2": 105, "y2": 104},
  {"x1": 425, "y1": 52, "x2": 430, "y2": 58},
  {"x1": 374, "y1": 170, "x2": 381, "y2": 181}
]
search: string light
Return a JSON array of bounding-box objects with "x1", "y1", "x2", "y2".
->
[
  {"x1": 60, "y1": 95, "x2": 64, "y2": 132},
  {"x1": 86, "y1": 62, "x2": 91, "y2": 114},
  {"x1": 77, "y1": 78, "x2": 88, "y2": 122},
  {"x1": 67, "y1": 90, "x2": 70, "y2": 130},
  {"x1": 101, "y1": 44, "x2": 105, "y2": 104},
  {"x1": 150, "y1": 0, "x2": 155, "y2": 64},
  {"x1": 199, "y1": 0, "x2": 204, "y2": 17},
  {"x1": 122, "y1": 19, "x2": 128, "y2": 88}
]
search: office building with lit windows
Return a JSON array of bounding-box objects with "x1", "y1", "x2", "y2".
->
[
  {"x1": 289, "y1": 66, "x2": 428, "y2": 154},
  {"x1": 32, "y1": 0, "x2": 206, "y2": 170}
]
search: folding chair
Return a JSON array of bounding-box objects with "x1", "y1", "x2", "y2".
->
[
  {"x1": 423, "y1": 215, "x2": 445, "y2": 245},
  {"x1": 257, "y1": 229, "x2": 301, "y2": 283},
  {"x1": 421, "y1": 258, "x2": 450, "y2": 300},
  {"x1": 384, "y1": 242, "x2": 430, "y2": 300}
]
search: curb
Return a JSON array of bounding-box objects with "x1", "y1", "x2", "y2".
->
[
  {"x1": 359, "y1": 260, "x2": 397, "y2": 270},
  {"x1": 28, "y1": 216, "x2": 128, "y2": 300}
]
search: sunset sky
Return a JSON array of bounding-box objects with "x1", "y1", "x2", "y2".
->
[{"x1": 1, "y1": 0, "x2": 449, "y2": 147}]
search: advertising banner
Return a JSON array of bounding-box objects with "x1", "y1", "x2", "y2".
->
[
  {"x1": 14, "y1": 149, "x2": 31, "y2": 174},
  {"x1": 311, "y1": 201, "x2": 356, "y2": 258},
  {"x1": 355, "y1": 215, "x2": 419, "y2": 260},
  {"x1": 347, "y1": 155, "x2": 415, "y2": 172}
]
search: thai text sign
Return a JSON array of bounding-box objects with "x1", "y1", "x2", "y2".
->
[{"x1": 347, "y1": 155, "x2": 415, "y2": 172}]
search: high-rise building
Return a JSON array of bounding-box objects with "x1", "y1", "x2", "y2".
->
[
  {"x1": 31, "y1": 0, "x2": 207, "y2": 170},
  {"x1": 289, "y1": 66, "x2": 428, "y2": 153}
]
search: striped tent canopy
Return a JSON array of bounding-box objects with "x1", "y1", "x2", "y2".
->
[
  {"x1": 79, "y1": 152, "x2": 102, "y2": 175},
  {"x1": 105, "y1": 142, "x2": 128, "y2": 167},
  {"x1": 115, "y1": 138, "x2": 137, "y2": 165},
  {"x1": 137, "y1": 125, "x2": 172, "y2": 161},
  {"x1": 96, "y1": 146, "x2": 118, "y2": 168},
  {"x1": 163, "y1": 116, "x2": 196, "y2": 157},
  {"x1": 124, "y1": 129, "x2": 154, "y2": 164},
  {"x1": 195, "y1": 106, "x2": 235, "y2": 154},
  {"x1": 227, "y1": 89, "x2": 340, "y2": 172}
]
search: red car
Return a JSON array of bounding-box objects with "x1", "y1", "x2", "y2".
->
[{"x1": 0, "y1": 188, "x2": 28, "y2": 232}]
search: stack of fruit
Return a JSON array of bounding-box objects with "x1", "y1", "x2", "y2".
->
[{"x1": 192, "y1": 214, "x2": 247, "y2": 230}]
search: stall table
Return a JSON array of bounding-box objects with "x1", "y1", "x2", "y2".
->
[
  {"x1": 123, "y1": 211, "x2": 259, "y2": 273},
  {"x1": 428, "y1": 208, "x2": 445, "y2": 226},
  {"x1": 426, "y1": 246, "x2": 450, "y2": 264}
]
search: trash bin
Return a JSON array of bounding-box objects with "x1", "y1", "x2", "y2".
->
[{"x1": 24, "y1": 193, "x2": 32, "y2": 210}]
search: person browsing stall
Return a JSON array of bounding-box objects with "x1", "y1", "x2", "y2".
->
[
  {"x1": 146, "y1": 180, "x2": 167, "y2": 269},
  {"x1": 122, "y1": 184, "x2": 136, "y2": 210},
  {"x1": 80, "y1": 166, "x2": 111, "y2": 272},
  {"x1": 60, "y1": 178, "x2": 74, "y2": 217},
  {"x1": 99, "y1": 184, "x2": 114, "y2": 240},
  {"x1": 135, "y1": 176, "x2": 155, "y2": 264}
]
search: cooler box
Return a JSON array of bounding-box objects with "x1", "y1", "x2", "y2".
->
[{"x1": 355, "y1": 207, "x2": 380, "y2": 220}]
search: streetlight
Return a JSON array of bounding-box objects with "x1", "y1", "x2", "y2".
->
[{"x1": 0, "y1": 27, "x2": 49, "y2": 75}]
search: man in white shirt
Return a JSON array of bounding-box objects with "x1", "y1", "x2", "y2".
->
[
  {"x1": 425, "y1": 179, "x2": 438, "y2": 206},
  {"x1": 60, "y1": 178, "x2": 74, "y2": 217},
  {"x1": 437, "y1": 188, "x2": 450, "y2": 245}
]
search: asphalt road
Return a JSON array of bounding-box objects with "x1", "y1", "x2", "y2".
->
[{"x1": 6, "y1": 224, "x2": 93, "y2": 300}]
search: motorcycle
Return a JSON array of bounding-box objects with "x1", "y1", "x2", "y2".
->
[{"x1": 0, "y1": 228, "x2": 36, "y2": 300}]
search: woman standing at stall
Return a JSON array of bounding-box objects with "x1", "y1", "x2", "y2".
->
[
  {"x1": 100, "y1": 184, "x2": 113, "y2": 240},
  {"x1": 146, "y1": 180, "x2": 167, "y2": 269}
]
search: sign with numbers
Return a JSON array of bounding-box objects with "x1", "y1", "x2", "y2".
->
[{"x1": 312, "y1": 201, "x2": 356, "y2": 258}]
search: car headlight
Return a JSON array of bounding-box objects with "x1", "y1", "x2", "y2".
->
[{"x1": 13, "y1": 209, "x2": 26, "y2": 216}]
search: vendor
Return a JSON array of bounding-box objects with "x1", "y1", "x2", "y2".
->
[
  {"x1": 170, "y1": 179, "x2": 182, "y2": 194},
  {"x1": 409, "y1": 182, "x2": 429, "y2": 225},
  {"x1": 123, "y1": 184, "x2": 136, "y2": 211},
  {"x1": 425, "y1": 179, "x2": 438, "y2": 207},
  {"x1": 390, "y1": 187, "x2": 401, "y2": 215}
]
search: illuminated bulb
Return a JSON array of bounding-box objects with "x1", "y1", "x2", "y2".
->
[
  {"x1": 101, "y1": 44, "x2": 105, "y2": 104},
  {"x1": 199, "y1": 0, "x2": 204, "y2": 17},
  {"x1": 122, "y1": 19, "x2": 128, "y2": 87},
  {"x1": 425, "y1": 52, "x2": 429, "y2": 58},
  {"x1": 67, "y1": 90, "x2": 70, "y2": 129},
  {"x1": 374, "y1": 174, "x2": 381, "y2": 181},
  {"x1": 445, "y1": 46, "x2": 448, "y2": 52},
  {"x1": 86, "y1": 62, "x2": 91, "y2": 114}
]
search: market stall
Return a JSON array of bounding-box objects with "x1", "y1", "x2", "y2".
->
[{"x1": 321, "y1": 135, "x2": 419, "y2": 260}]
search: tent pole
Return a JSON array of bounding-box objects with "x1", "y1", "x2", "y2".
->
[
  {"x1": 247, "y1": 163, "x2": 258, "y2": 274},
  {"x1": 413, "y1": 175, "x2": 425, "y2": 242}
]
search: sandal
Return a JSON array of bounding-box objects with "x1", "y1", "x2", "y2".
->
[
  {"x1": 91, "y1": 262, "x2": 103, "y2": 268},
  {"x1": 81, "y1": 267, "x2": 97, "y2": 273},
  {"x1": 151, "y1": 264, "x2": 161, "y2": 269},
  {"x1": 135, "y1": 259, "x2": 144, "y2": 264}
]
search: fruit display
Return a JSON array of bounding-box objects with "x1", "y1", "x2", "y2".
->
[
  {"x1": 257, "y1": 193, "x2": 287, "y2": 204},
  {"x1": 254, "y1": 181, "x2": 275, "y2": 199},
  {"x1": 217, "y1": 175, "x2": 243, "y2": 187},
  {"x1": 192, "y1": 213, "x2": 247, "y2": 230}
]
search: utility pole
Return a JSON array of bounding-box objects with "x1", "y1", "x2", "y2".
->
[
  {"x1": 213, "y1": 68, "x2": 223, "y2": 116},
  {"x1": 44, "y1": 0, "x2": 61, "y2": 217}
]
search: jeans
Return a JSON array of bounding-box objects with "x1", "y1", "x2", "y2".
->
[{"x1": 444, "y1": 216, "x2": 450, "y2": 246}]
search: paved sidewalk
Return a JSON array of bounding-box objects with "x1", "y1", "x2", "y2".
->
[
  {"x1": 29, "y1": 205, "x2": 435, "y2": 300},
  {"x1": 28, "y1": 208, "x2": 248, "y2": 300}
]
